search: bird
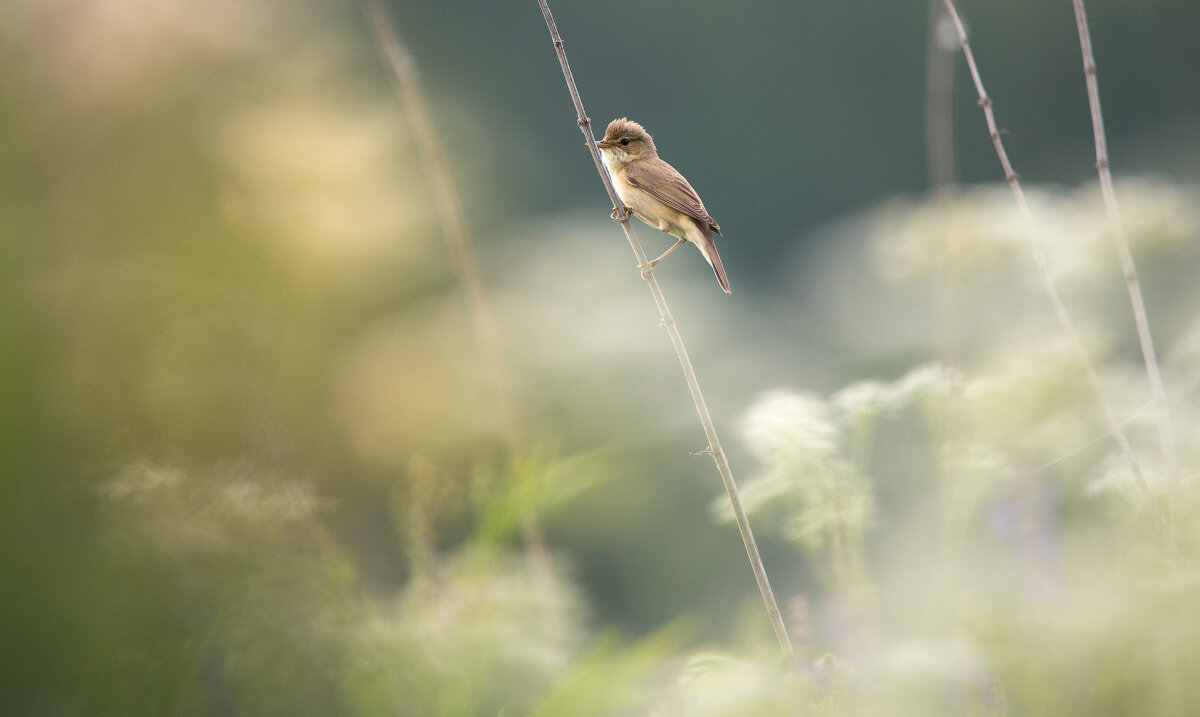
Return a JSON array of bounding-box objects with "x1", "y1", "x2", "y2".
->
[{"x1": 594, "y1": 118, "x2": 730, "y2": 294}]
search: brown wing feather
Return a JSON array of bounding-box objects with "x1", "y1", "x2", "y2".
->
[{"x1": 625, "y1": 158, "x2": 721, "y2": 235}]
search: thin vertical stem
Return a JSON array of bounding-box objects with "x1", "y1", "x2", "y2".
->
[
  {"x1": 924, "y1": 1, "x2": 966, "y2": 531},
  {"x1": 1071, "y1": 0, "x2": 1176, "y2": 483},
  {"x1": 925, "y1": 0, "x2": 958, "y2": 195},
  {"x1": 364, "y1": 0, "x2": 549, "y2": 563},
  {"x1": 939, "y1": 0, "x2": 1171, "y2": 534},
  {"x1": 536, "y1": 0, "x2": 801, "y2": 673}
]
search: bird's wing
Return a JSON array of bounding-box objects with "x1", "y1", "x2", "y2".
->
[{"x1": 625, "y1": 158, "x2": 721, "y2": 234}]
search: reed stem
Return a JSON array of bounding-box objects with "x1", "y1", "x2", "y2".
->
[{"x1": 536, "y1": 0, "x2": 801, "y2": 673}]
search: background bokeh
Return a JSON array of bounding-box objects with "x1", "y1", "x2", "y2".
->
[{"x1": 3, "y1": 0, "x2": 1200, "y2": 714}]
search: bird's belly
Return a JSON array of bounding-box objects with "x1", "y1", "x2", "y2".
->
[{"x1": 615, "y1": 181, "x2": 692, "y2": 240}]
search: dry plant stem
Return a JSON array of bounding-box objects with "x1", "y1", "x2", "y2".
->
[
  {"x1": 939, "y1": 0, "x2": 1170, "y2": 531},
  {"x1": 924, "y1": 0, "x2": 957, "y2": 195},
  {"x1": 405, "y1": 454, "x2": 439, "y2": 586},
  {"x1": 536, "y1": 0, "x2": 801, "y2": 673},
  {"x1": 364, "y1": 0, "x2": 549, "y2": 562},
  {"x1": 365, "y1": 0, "x2": 518, "y2": 451},
  {"x1": 1071, "y1": 0, "x2": 1176, "y2": 483},
  {"x1": 924, "y1": 2, "x2": 967, "y2": 544}
]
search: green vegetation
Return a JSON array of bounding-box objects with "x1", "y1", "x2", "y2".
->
[{"x1": 2, "y1": 2, "x2": 1199, "y2": 715}]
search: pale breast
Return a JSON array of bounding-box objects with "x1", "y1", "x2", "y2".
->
[{"x1": 600, "y1": 147, "x2": 628, "y2": 178}]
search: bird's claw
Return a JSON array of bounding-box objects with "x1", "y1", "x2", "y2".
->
[{"x1": 611, "y1": 205, "x2": 631, "y2": 222}]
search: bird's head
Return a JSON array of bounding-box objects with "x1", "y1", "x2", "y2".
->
[{"x1": 595, "y1": 117, "x2": 658, "y2": 162}]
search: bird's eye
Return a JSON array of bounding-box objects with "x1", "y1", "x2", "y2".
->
[{"x1": 619, "y1": 138, "x2": 630, "y2": 146}]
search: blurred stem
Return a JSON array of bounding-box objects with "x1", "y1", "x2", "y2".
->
[
  {"x1": 939, "y1": 0, "x2": 1173, "y2": 538},
  {"x1": 536, "y1": 0, "x2": 802, "y2": 674},
  {"x1": 924, "y1": 0, "x2": 957, "y2": 196},
  {"x1": 923, "y1": 1, "x2": 959, "y2": 370},
  {"x1": 405, "y1": 454, "x2": 439, "y2": 586},
  {"x1": 364, "y1": 0, "x2": 548, "y2": 566},
  {"x1": 825, "y1": 526, "x2": 852, "y2": 594},
  {"x1": 824, "y1": 523, "x2": 874, "y2": 652},
  {"x1": 924, "y1": 0, "x2": 969, "y2": 561},
  {"x1": 1071, "y1": 0, "x2": 1176, "y2": 484}
]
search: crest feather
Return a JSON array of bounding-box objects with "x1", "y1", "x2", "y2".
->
[{"x1": 602, "y1": 118, "x2": 656, "y2": 154}]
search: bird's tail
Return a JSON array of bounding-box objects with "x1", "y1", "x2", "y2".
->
[{"x1": 696, "y1": 231, "x2": 731, "y2": 294}]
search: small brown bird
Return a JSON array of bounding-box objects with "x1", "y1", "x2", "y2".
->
[{"x1": 595, "y1": 118, "x2": 730, "y2": 294}]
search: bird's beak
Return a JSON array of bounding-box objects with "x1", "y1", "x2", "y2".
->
[{"x1": 594, "y1": 139, "x2": 612, "y2": 149}]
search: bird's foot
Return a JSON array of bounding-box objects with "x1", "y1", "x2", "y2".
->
[{"x1": 611, "y1": 205, "x2": 631, "y2": 222}]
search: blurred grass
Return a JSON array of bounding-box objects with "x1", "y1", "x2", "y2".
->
[{"x1": 2, "y1": 1, "x2": 1200, "y2": 715}]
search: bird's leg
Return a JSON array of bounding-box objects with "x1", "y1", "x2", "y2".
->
[{"x1": 648, "y1": 238, "x2": 687, "y2": 267}]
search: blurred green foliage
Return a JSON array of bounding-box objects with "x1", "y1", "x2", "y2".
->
[{"x1": 2, "y1": 1, "x2": 1200, "y2": 715}]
